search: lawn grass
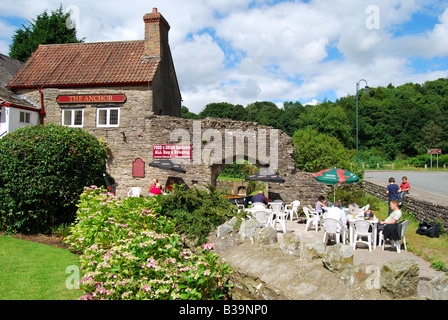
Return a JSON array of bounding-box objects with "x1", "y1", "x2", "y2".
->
[
  {"x1": 374, "y1": 201, "x2": 448, "y2": 271},
  {"x1": 0, "y1": 236, "x2": 81, "y2": 300}
]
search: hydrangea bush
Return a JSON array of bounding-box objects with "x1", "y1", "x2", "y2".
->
[{"x1": 66, "y1": 186, "x2": 232, "y2": 300}]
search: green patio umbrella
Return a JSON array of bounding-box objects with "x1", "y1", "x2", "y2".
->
[{"x1": 312, "y1": 168, "x2": 360, "y2": 202}]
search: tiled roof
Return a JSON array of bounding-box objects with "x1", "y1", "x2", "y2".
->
[
  {"x1": 0, "y1": 54, "x2": 39, "y2": 109},
  {"x1": 0, "y1": 53, "x2": 23, "y2": 87},
  {"x1": 7, "y1": 41, "x2": 160, "y2": 88},
  {"x1": 0, "y1": 87, "x2": 40, "y2": 110}
]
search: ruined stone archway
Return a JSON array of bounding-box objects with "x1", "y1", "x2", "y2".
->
[{"x1": 103, "y1": 115, "x2": 328, "y2": 204}]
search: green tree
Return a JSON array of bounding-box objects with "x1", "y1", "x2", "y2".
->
[
  {"x1": 295, "y1": 102, "x2": 353, "y2": 148},
  {"x1": 199, "y1": 102, "x2": 245, "y2": 120},
  {"x1": 277, "y1": 101, "x2": 304, "y2": 136},
  {"x1": 9, "y1": 5, "x2": 84, "y2": 62},
  {"x1": 414, "y1": 121, "x2": 444, "y2": 154},
  {"x1": 0, "y1": 124, "x2": 108, "y2": 234},
  {"x1": 292, "y1": 128, "x2": 351, "y2": 172},
  {"x1": 181, "y1": 106, "x2": 199, "y2": 119},
  {"x1": 245, "y1": 101, "x2": 283, "y2": 128}
]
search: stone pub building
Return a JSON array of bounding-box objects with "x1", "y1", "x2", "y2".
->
[{"x1": 7, "y1": 8, "x2": 183, "y2": 197}]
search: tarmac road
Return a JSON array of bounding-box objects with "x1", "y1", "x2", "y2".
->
[{"x1": 364, "y1": 170, "x2": 448, "y2": 206}]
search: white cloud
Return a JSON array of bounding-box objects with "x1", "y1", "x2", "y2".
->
[
  {"x1": 392, "y1": 7, "x2": 448, "y2": 58},
  {"x1": 304, "y1": 99, "x2": 320, "y2": 106},
  {"x1": 174, "y1": 33, "x2": 225, "y2": 89}
]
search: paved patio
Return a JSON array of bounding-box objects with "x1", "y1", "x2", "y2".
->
[{"x1": 273, "y1": 217, "x2": 445, "y2": 297}]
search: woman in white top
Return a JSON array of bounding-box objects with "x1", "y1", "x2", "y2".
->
[
  {"x1": 378, "y1": 200, "x2": 402, "y2": 243},
  {"x1": 380, "y1": 200, "x2": 402, "y2": 225}
]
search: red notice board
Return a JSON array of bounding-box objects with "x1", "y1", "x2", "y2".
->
[{"x1": 153, "y1": 145, "x2": 192, "y2": 159}]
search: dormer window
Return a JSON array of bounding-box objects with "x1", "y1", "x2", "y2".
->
[{"x1": 97, "y1": 107, "x2": 120, "y2": 127}]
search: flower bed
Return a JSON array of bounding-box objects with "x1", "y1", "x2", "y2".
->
[{"x1": 65, "y1": 186, "x2": 232, "y2": 300}]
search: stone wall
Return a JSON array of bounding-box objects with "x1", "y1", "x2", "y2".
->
[
  {"x1": 54, "y1": 110, "x2": 328, "y2": 203},
  {"x1": 364, "y1": 181, "x2": 448, "y2": 229}
]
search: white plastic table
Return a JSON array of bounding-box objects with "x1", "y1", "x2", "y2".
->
[{"x1": 348, "y1": 216, "x2": 379, "y2": 249}]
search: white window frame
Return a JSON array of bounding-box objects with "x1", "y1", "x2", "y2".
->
[
  {"x1": 62, "y1": 109, "x2": 84, "y2": 127},
  {"x1": 96, "y1": 107, "x2": 120, "y2": 128}
]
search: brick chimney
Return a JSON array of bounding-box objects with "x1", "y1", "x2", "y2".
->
[{"x1": 143, "y1": 8, "x2": 170, "y2": 58}]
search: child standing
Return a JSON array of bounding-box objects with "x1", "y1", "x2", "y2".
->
[{"x1": 386, "y1": 177, "x2": 399, "y2": 214}]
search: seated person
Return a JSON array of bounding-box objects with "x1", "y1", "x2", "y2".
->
[
  {"x1": 150, "y1": 183, "x2": 163, "y2": 195},
  {"x1": 315, "y1": 196, "x2": 327, "y2": 215},
  {"x1": 148, "y1": 178, "x2": 158, "y2": 194},
  {"x1": 324, "y1": 201, "x2": 347, "y2": 232},
  {"x1": 337, "y1": 198, "x2": 345, "y2": 207},
  {"x1": 378, "y1": 200, "x2": 402, "y2": 243},
  {"x1": 166, "y1": 179, "x2": 175, "y2": 193},
  {"x1": 251, "y1": 190, "x2": 268, "y2": 206},
  {"x1": 398, "y1": 176, "x2": 411, "y2": 204}
]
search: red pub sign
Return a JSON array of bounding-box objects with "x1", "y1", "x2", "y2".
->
[
  {"x1": 57, "y1": 94, "x2": 127, "y2": 104},
  {"x1": 153, "y1": 145, "x2": 192, "y2": 159}
]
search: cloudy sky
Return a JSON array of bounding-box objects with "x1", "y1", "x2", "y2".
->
[{"x1": 1, "y1": 0, "x2": 448, "y2": 113}]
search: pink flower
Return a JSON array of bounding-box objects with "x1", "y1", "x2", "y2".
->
[
  {"x1": 142, "y1": 284, "x2": 151, "y2": 292},
  {"x1": 202, "y1": 243, "x2": 216, "y2": 250},
  {"x1": 78, "y1": 293, "x2": 93, "y2": 300},
  {"x1": 143, "y1": 258, "x2": 157, "y2": 269}
]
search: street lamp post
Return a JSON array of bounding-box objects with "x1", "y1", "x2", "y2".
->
[{"x1": 356, "y1": 79, "x2": 369, "y2": 167}]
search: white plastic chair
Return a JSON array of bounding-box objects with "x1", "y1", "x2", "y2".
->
[
  {"x1": 284, "y1": 200, "x2": 300, "y2": 221},
  {"x1": 127, "y1": 187, "x2": 142, "y2": 197},
  {"x1": 303, "y1": 207, "x2": 320, "y2": 233},
  {"x1": 322, "y1": 218, "x2": 345, "y2": 244},
  {"x1": 270, "y1": 202, "x2": 287, "y2": 233},
  {"x1": 380, "y1": 220, "x2": 410, "y2": 253},
  {"x1": 269, "y1": 202, "x2": 283, "y2": 212},
  {"x1": 252, "y1": 202, "x2": 267, "y2": 210},
  {"x1": 359, "y1": 204, "x2": 370, "y2": 215},
  {"x1": 252, "y1": 210, "x2": 271, "y2": 228},
  {"x1": 274, "y1": 210, "x2": 288, "y2": 234},
  {"x1": 352, "y1": 220, "x2": 373, "y2": 252}
]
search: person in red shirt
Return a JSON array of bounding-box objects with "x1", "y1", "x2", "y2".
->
[
  {"x1": 166, "y1": 179, "x2": 175, "y2": 192},
  {"x1": 148, "y1": 178, "x2": 158, "y2": 194},
  {"x1": 398, "y1": 176, "x2": 411, "y2": 205},
  {"x1": 150, "y1": 183, "x2": 162, "y2": 195}
]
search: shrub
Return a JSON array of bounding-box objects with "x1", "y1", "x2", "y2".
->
[
  {"x1": 66, "y1": 186, "x2": 232, "y2": 300},
  {"x1": 157, "y1": 185, "x2": 237, "y2": 244},
  {"x1": 407, "y1": 154, "x2": 448, "y2": 168},
  {"x1": 0, "y1": 124, "x2": 107, "y2": 234}
]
